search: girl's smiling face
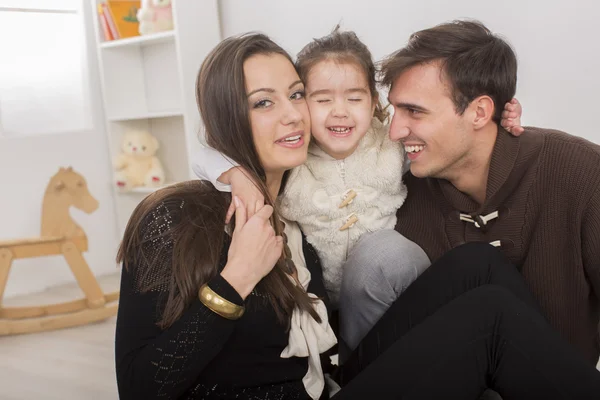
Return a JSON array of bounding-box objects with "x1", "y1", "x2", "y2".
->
[{"x1": 305, "y1": 60, "x2": 376, "y2": 159}]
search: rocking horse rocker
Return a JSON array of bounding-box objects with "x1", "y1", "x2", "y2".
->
[{"x1": 0, "y1": 167, "x2": 119, "y2": 335}]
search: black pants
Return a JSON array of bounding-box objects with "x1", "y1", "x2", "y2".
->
[{"x1": 332, "y1": 242, "x2": 600, "y2": 399}]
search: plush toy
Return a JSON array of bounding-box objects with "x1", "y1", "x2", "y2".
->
[
  {"x1": 113, "y1": 129, "x2": 165, "y2": 192},
  {"x1": 137, "y1": 0, "x2": 173, "y2": 35}
]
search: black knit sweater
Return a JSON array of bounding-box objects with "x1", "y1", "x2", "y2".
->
[{"x1": 115, "y1": 200, "x2": 331, "y2": 399}]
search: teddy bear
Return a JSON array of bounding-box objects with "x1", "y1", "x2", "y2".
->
[
  {"x1": 113, "y1": 129, "x2": 165, "y2": 192},
  {"x1": 137, "y1": 0, "x2": 173, "y2": 35}
]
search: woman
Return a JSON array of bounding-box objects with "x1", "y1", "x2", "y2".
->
[{"x1": 114, "y1": 33, "x2": 600, "y2": 400}]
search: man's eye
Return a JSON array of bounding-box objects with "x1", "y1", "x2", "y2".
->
[
  {"x1": 349, "y1": 98, "x2": 363, "y2": 102},
  {"x1": 316, "y1": 99, "x2": 331, "y2": 104}
]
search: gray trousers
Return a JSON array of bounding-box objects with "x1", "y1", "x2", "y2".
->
[{"x1": 339, "y1": 229, "x2": 430, "y2": 360}]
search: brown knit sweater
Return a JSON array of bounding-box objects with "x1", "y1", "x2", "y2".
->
[{"x1": 395, "y1": 127, "x2": 600, "y2": 365}]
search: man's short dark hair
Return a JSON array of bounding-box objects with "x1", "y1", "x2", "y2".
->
[{"x1": 381, "y1": 20, "x2": 517, "y2": 123}]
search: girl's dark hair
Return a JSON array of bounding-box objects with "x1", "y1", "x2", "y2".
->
[
  {"x1": 117, "y1": 33, "x2": 320, "y2": 329},
  {"x1": 296, "y1": 25, "x2": 388, "y2": 123}
]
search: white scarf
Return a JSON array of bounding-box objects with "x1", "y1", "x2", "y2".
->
[{"x1": 279, "y1": 219, "x2": 338, "y2": 400}]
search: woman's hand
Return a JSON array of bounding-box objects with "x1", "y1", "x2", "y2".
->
[
  {"x1": 501, "y1": 98, "x2": 524, "y2": 136},
  {"x1": 221, "y1": 197, "x2": 283, "y2": 299},
  {"x1": 220, "y1": 167, "x2": 265, "y2": 224}
]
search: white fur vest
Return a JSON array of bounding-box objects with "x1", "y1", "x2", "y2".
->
[{"x1": 279, "y1": 119, "x2": 407, "y2": 305}]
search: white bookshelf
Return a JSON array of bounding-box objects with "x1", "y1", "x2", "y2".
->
[
  {"x1": 99, "y1": 30, "x2": 176, "y2": 49},
  {"x1": 90, "y1": 0, "x2": 222, "y2": 235}
]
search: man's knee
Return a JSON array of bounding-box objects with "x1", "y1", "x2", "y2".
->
[
  {"x1": 449, "y1": 241, "x2": 505, "y2": 260},
  {"x1": 443, "y1": 242, "x2": 511, "y2": 274},
  {"x1": 465, "y1": 285, "x2": 518, "y2": 312}
]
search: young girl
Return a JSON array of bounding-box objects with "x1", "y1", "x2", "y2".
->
[{"x1": 192, "y1": 27, "x2": 523, "y2": 355}]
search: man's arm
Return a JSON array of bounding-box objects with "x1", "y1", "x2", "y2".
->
[{"x1": 582, "y1": 184, "x2": 600, "y2": 313}]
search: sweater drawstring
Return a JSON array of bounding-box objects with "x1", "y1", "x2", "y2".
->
[{"x1": 460, "y1": 211, "x2": 501, "y2": 247}]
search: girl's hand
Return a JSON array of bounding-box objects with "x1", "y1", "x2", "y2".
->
[
  {"x1": 220, "y1": 167, "x2": 265, "y2": 224},
  {"x1": 501, "y1": 98, "x2": 524, "y2": 136}
]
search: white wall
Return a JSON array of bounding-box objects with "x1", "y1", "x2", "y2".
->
[
  {"x1": 1, "y1": 0, "x2": 596, "y2": 298},
  {"x1": 0, "y1": 1, "x2": 119, "y2": 298},
  {"x1": 219, "y1": 0, "x2": 600, "y2": 144}
]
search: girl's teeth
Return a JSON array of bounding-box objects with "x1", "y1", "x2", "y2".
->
[{"x1": 329, "y1": 127, "x2": 350, "y2": 133}]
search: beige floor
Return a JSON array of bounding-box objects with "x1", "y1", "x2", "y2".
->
[
  {"x1": 0, "y1": 273, "x2": 121, "y2": 400},
  {"x1": 1, "y1": 274, "x2": 599, "y2": 400}
]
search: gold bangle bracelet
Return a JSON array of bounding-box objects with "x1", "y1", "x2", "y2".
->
[{"x1": 198, "y1": 284, "x2": 245, "y2": 320}]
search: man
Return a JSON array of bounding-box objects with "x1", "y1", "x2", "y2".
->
[{"x1": 385, "y1": 20, "x2": 600, "y2": 365}]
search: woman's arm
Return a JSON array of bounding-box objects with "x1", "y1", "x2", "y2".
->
[
  {"x1": 115, "y1": 198, "x2": 282, "y2": 399},
  {"x1": 115, "y1": 266, "x2": 241, "y2": 399}
]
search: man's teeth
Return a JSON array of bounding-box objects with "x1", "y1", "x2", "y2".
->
[
  {"x1": 405, "y1": 145, "x2": 425, "y2": 153},
  {"x1": 281, "y1": 135, "x2": 301, "y2": 142},
  {"x1": 329, "y1": 127, "x2": 351, "y2": 133}
]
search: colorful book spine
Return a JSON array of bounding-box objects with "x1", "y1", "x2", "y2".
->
[
  {"x1": 97, "y1": 4, "x2": 113, "y2": 41},
  {"x1": 102, "y1": 3, "x2": 120, "y2": 40}
]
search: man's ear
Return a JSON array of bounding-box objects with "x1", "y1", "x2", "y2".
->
[{"x1": 471, "y1": 95, "x2": 495, "y2": 130}]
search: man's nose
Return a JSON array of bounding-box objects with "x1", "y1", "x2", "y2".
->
[{"x1": 389, "y1": 113, "x2": 410, "y2": 141}]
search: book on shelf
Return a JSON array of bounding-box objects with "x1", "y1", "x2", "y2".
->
[
  {"x1": 98, "y1": 0, "x2": 141, "y2": 42},
  {"x1": 97, "y1": 5, "x2": 113, "y2": 41}
]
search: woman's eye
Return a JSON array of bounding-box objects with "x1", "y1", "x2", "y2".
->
[
  {"x1": 316, "y1": 99, "x2": 331, "y2": 104},
  {"x1": 290, "y1": 90, "x2": 305, "y2": 100},
  {"x1": 254, "y1": 99, "x2": 273, "y2": 108},
  {"x1": 349, "y1": 98, "x2": 363, "y2": 102}
]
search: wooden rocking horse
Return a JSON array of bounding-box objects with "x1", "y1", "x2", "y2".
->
[{"x1": 0, "y1": 167, "x2": 119, "y2": 335}]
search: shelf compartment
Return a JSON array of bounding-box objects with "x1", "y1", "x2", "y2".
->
[{"x1": 100, "y1": 31, "x2": 175, "y2": 50}]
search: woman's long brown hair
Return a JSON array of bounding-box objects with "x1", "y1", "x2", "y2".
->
[{"x1": 117, "y1": 33, "x2": 321, "y2": 329}]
